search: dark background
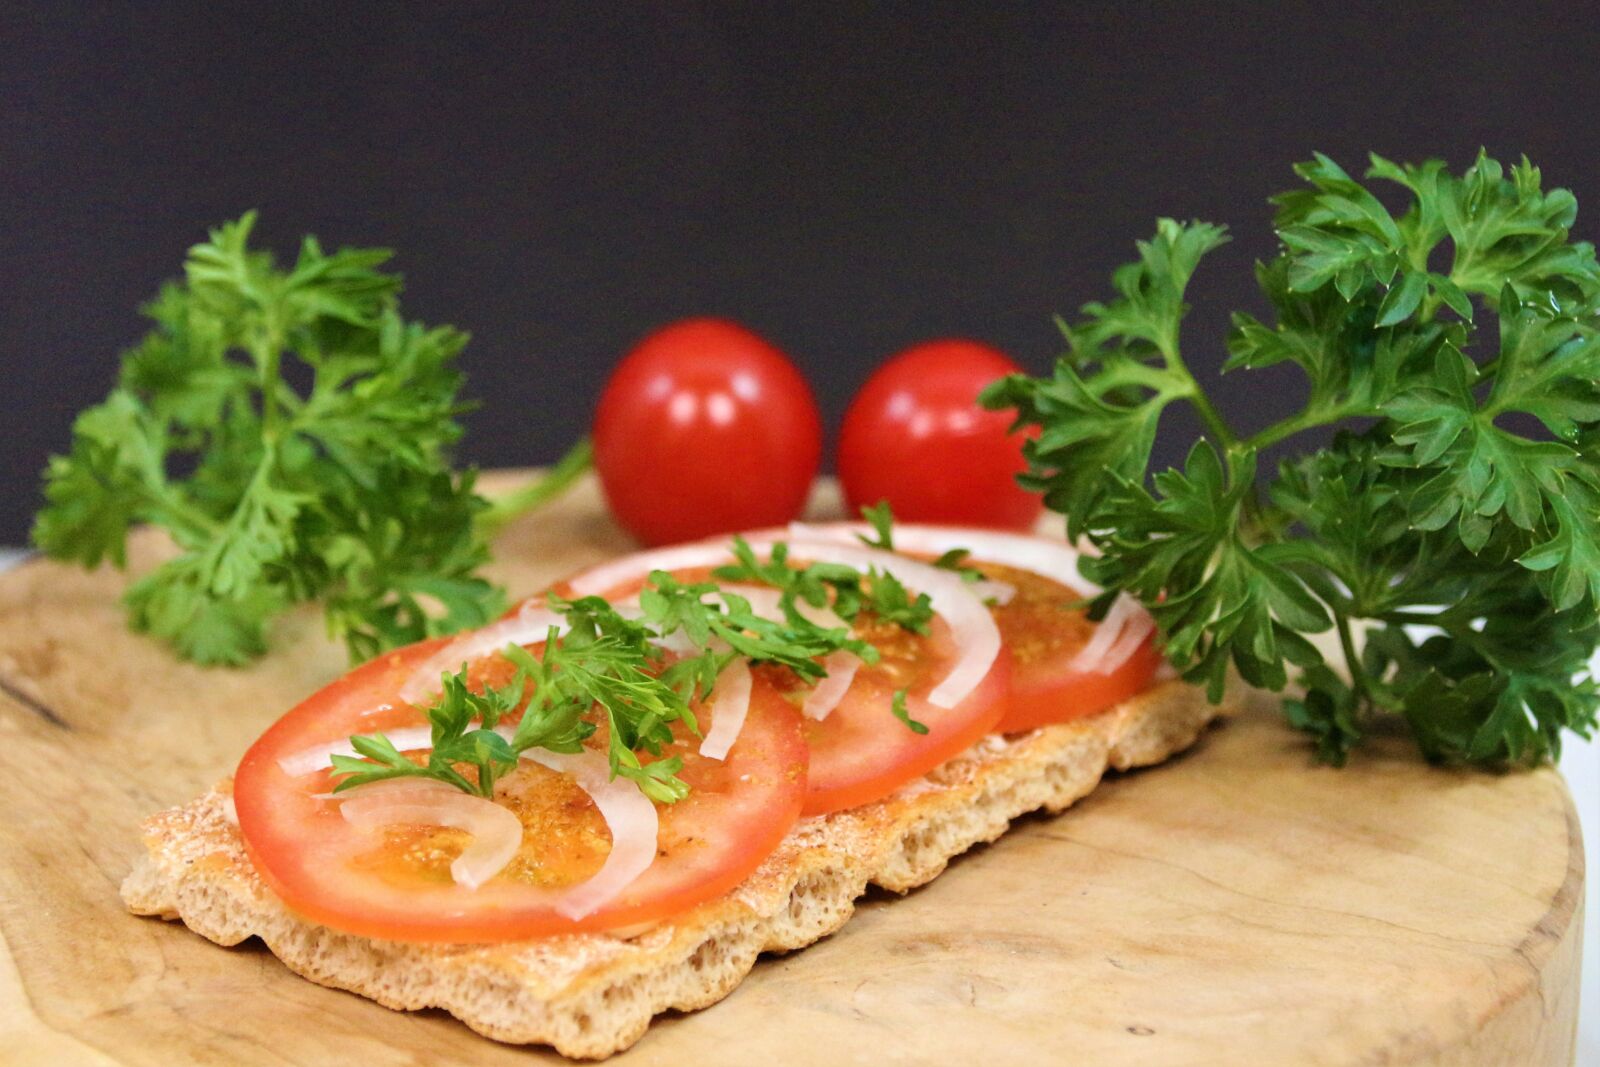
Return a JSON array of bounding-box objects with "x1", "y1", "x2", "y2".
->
[{"x1": 4, "y1": 1, "x2": 1599, "y2": 544}]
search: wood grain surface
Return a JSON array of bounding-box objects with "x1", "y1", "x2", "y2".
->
[{"x1": 0, "y1": 473, "x2": 1584, "y2": 1065}]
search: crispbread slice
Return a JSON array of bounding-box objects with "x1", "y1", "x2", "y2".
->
[{"x1": 122, "y1": 679, "x2": 1236, "y2": 1059}]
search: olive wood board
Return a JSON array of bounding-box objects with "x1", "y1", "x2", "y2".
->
[{"x1": 0, "y1": 472, "x2": 1584, "y2": 1065}]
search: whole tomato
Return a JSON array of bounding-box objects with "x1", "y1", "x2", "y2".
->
[
  {"x1": 838, "y1": 339, "x2": 1042, "y2": 529},
  {"x1": 593, "y1": 318, "x2": 822, "y2": 546}
]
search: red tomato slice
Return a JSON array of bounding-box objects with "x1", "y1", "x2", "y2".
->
[
  {"x1": 982, "y1": 561, "x2": 1161, "y2": 733},
  {"x1": 568, "y1": 548, "x2": 1010, "y2": 818},
  {"x1": 233, "y1": 640, "x2": 808, "y2": 943},
  {"x1": 776, "y1": 524, "x2": 1161, "y2": 734},
  {"x1": 789, "y1": 615, "x2": 1009, "y2": 814}
]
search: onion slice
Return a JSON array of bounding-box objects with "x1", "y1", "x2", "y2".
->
[
  {"x1": 697, "y1": 658, "x2": 752, "y2": 760},
  {"x1": 522, "y1": 749, "x2": 659, "y2": 920},
  {"x1": 968, "y1": 578, "x2": 1017, "y2": 605},
  {"x1": 1066, "y1": 593, "x2": 1151, "y2": 675},
  {"x1": 783, "y1": 539, "x2": 999, "y2": 708},
  {"x1": 323, "y1": 747, "x2": 662, "y2": 915},
  {"x1": 336, "y1": 779, "x2": 523, "y2": 890},
  {"x1": 564, "y1": 541, "x2": 766, "y2": 599},
  {"x1": 802, "y1": 650, "x2": 860, "y2": 720},
  {"x1": 1097, "y1": 600, "x2": 1156, "y2": 674}
]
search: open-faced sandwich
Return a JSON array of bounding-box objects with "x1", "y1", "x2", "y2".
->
[{"x1": 122, "y1": 518, "x2": 1236, "y2": 1059}]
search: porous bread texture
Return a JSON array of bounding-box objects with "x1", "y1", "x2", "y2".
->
[{"x1": 122, "y1": 679, "x2": 1235, "y2": 1059}]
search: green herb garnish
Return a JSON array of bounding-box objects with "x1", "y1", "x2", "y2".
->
[
  {"x1": 32, "y1": 214, "x2": 506, "y2": 666},
  {"x1": 983, "y1": 151, "x2": 1600, "y2": 767},
  {"x1": 330, "y1": 650, "x2": 592, "y2": 798},
  {"x1": 713, "y1": 536, "x2": 934, "y2": 634},
  {"x1": 858, "y1": 500, "x2": 897, "y2": 550},
  {"x1": 334, "y1": 535, "x2": 940, "y2": 802},
  {"x1": 890, "y1": 688, "x2": 929, "y2": 735},
  {"x1": 857, "y1": 499, "x2": 984, "y2": 583}
]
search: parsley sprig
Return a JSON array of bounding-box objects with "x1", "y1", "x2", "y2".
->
[
  {"x1": 983, "y1": 151, "x2": 1600, "y2": 767},
  {"x1": 33, "y1": 214, "x2": 507, "y2": 665},
  {"x1": 330, "y1": 649, "x2": 592, "y2": 798}
]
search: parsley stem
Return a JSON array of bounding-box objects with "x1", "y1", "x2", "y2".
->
[
  {"x1": 252, "y1": 314, "x2": 287, "y2": 443},
  {"x1": 1245, "y1": 413, "x2": 1315, "y2": 453},
  {"x1": 1332, "y1": 608, "x2": 1374, "y2": 711},
  {"x1": 1243, "y1": 402, "x2": 1363, "y2": 453},
  {"x1": 136, "y1": 482, "x2": 223, "y2": 541},
  {"x1": 1159, "y1": 344, "x2": 1236, "y2": 448},
  {"x1": 1184, "y1": 385, "x2": 1237, "y2": 449},
  {"x1": 477, "y1": 437, "x2": 595, "y2": 535}
]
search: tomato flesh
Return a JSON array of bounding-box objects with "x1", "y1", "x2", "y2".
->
[
  {"x1": 788, "y1": 614, "x2": 1010, "y2": 814},
  {"x1": 233, "y1": 640, "x2": 808, "y2": 943},
  {"x1": 981, "y1": 562, "x2": 1161, "y2": 733},
  {"x1": 581, "y1": 560, "x2": 1011, "y2": 817}
]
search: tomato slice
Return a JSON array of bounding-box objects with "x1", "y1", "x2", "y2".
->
[
  {"x1": 773, "y1": 524, "x2": 1161, "y2": 734},
  {"x1": 233, "y1": 640, "x2": 808, "y2": 943},
  {"x1": 787, "y1": 614, "x2": 1009, "y2": 814},
  {"x1": 569, "y1": 551, "x2": 1010, "y2": 818},
  {"x1": 980, "y1": 561, "x2": 1161, "y2": 733}
]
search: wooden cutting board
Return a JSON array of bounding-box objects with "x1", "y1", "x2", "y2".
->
[{"x1": 0, "y1": 473, "x2": 1583, "y2": 1065}]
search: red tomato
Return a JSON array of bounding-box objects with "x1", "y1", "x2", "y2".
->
[
  {"x1": 593, "y1": 318, "x2": 823, "y2": 546},
  {"x1": 233, "y1": 640, "x2": 808, "y2": 943},
  {"x1": 982, "y1": 562, "x2": 1161, "y2": 733},
  {"x1": 838, "y1": 340, "x2": 1042, "y2": 529}
]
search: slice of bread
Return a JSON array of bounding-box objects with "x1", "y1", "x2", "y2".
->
[{"x1": 122, "y1": 679, "x2": 1237, "y2": 1059}]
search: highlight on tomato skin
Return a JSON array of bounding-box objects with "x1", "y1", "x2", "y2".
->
[
  {"x1": 592, "y1": 317, "x2": 823, "y2": 547},
  {"x1": 838, "y1": 339, "x2": 1043, "y2": 531}
]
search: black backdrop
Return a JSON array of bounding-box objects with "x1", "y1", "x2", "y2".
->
[{"x1": 4, "y1": 1, "x2": 1599, "y2": 545}]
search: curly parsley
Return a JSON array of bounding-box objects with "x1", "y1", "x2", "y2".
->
[
  {"x1": 32, "y1": 214, "x2": 508, "y2": 666},
  {"x1": 984, "y1": 151, "x2": 1600, "y2": 767}
]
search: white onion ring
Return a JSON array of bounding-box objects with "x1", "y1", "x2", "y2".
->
[
  {"x1": 564, "y1": 540, "x2": 760, "y2": 599},
  {"x1": 336, "y1": 778, "x2": 523, "y2": 890},
  {"x1": 785, "y1": 539, "x2": 999, "y2": 707},
  {"x1": 802, "y1": 650, "x2": 860, "y2": 720},
  {"x1": 697, "y1": 657, "x2": 752, "y2": 761},
  {"x1": 969, "y1": 579, "x2": 1017, "y2": 605},
  {"x1": 1066, "y1": 593, "x2": 1148, "y2": 674},
  {"x1": 317, "y1": 744, "x2": 662, "y2": 913},
  {"x1": 522, "y1": 749, "x2": 659, "y2": 920},
  {"x1": 1098, "y1": 604, "x2": 1156, "y2": 674}
]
